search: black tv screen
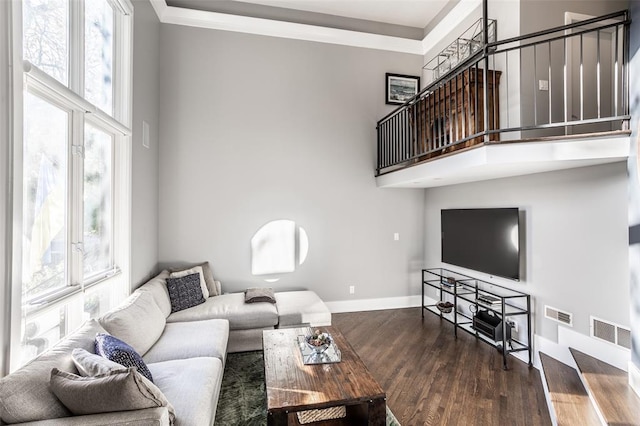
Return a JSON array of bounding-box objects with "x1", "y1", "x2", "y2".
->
[{"x1": 441, "y1": 208, "x2": 520, "y2": 280}]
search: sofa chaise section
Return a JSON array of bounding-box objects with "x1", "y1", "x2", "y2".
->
[{"x1": 148, "y1": 357, "x2": 223, "y2": 426}]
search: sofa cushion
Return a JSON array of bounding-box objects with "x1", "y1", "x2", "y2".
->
[
  {"x1": 169, "y1": 266, "x2": 209, "y2": 299},
  {"x1": 136, "y1": 270, "x2": 172, "y2": 318},
  {"x1": 14, "y1": 407, "x2": 171, "y2": 425},
  {"x1": 0, "y1": 319, "x2": 106, "y2": 424},
  {"x1": 50, "y1": 367, "x2": 175, "y2": 425},
  {"x1": 72, "y1": 348, "x2": 123, "y2": 376},
  {"x1": 143, "y1": 319, "x2": 229, "y2": 365},
  {"x1": 170, "y1": 262, "x2": 218, "y2": 297},
  {"x1": 166, "y1": 292, "x2": 278, "y2": 330},
  {"x1": 95, "y1": 334, "x2": 154, "y2": 382},
  {"x1": 99, "y1": 290, "x2": 166, "y2": 356},
  {"x1": 166, "y1": 273, "x2": 206, "y2": 313},
  {"x1": 275, "y1": 291, "x2": 332, "y2": 327},
  {"x1": 148, "y1": 357, "x2": 223, "y2": 426}
]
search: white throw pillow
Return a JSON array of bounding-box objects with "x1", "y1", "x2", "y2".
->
[
  {"x1": 170, "y1": 265, "x2": 209, "y2": 299},
  {"x1": 98, "y1": 291, "x2": 166, "y2": 356},
  {"x1": 72, "y1": 348, "x2": 123, "y2": 376}
]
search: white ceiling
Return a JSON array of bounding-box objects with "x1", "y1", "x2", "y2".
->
[
  {"x1": 230, "y1": 0, "x2": 450, "y2": 28},
  {"x1": 154, "y1": 0, "x2": 479, "y2": 54}
]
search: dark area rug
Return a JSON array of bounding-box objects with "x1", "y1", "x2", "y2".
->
[{"x1": 215, "y1": 351, "x2": 400, "y2": 425}]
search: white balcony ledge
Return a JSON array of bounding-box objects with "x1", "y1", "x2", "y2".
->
[{"x1": 376, "y1": 135, "x2": 630, "y2": 189}]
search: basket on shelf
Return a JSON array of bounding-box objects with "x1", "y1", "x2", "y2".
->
[
  {"x1": 436, "y1": 301, "x2": 454, "y2": 313},
  {"x1": 297, "y1": 406, "x2": 346, "y2": 424}
]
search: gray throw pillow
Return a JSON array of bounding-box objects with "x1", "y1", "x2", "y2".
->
[
  {"x1": 49, "y1": 367, "x2": 175, "y2": 425},
  {"x1": 72, "y1": 348, "x2": 122, "y2": 376},
  {"x1": 245, "y1": 287, "x2": 276, "y2": 304},
  {"x1": 166, "y1": 273, "x2": 206, "y2": 313}
]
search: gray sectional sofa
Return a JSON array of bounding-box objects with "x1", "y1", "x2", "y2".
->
[{"x1": 0, "y1": 269, "x2": 332, "y2": 425}]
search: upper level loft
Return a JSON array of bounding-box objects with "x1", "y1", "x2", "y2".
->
[{"x1": 376, "y1": 11, "x2": 631, "y2": 188}]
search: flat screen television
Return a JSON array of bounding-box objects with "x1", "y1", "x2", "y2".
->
[{"x1": 441, "y1": 208, "x2": 520, "y2": 280}]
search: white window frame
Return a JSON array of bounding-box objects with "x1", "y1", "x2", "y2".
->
[
  {"x1": 1, "y1": 0, "x2": 14, "y2": 377},
  {"x1": 7, "y1": 0, "x2": 132, "y2": 373}
]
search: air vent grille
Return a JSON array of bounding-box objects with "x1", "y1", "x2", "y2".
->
[
  {"x1": 591, "y1": 317, "x2": 630, "y2": 350},
  {"x1": 618, "y1": 328, "x2": 631, "y2": 350},
  {"x1": 593, "y1": 320, "x2": 615, "y2": 344},
  {"x1": 545, "y1": 305, "x2": 573, "y2": 326}
]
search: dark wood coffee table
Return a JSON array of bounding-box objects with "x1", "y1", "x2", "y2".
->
[{"x1": 263, "y1": 326, "x2": 386, "y2": 426}]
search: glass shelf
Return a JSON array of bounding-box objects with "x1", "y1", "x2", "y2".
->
[
  {"x1": 422, "y1": 268, "x2": 532, "y2": 369},
  {"x1": 423, "y1": 18, "x2": 497, "y2": 84}
]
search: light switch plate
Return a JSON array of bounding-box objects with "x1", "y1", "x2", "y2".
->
[{"x1": 142, "y1": 121, "x2": 150, "y2": 148}]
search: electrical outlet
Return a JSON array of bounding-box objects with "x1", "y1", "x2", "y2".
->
[
  {"x1": 349, "y1": 285, "x2": 355, "y2": 295},
  {"x1": 394, "y1": 233, "x2": 400, "y2": 241},
  {"x1": 507, "y1": 318, "x2": 518, "y2": 332}
]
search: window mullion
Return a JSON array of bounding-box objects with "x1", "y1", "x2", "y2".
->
[
  {"x1": 70, "y1": 110, "x2": 84, "y2": 289},
  {"x1": 69, "y1": 0, "x2": 84, "y2": 96},
  {"x1": 7, "y1": 0, "x2": 25, "y2": 375}
]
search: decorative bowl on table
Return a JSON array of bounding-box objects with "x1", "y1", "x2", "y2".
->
[
  {"x1": 436, "y1": 301, "x2": 454, "y2": 313},
  {"x1": 305, "y1": 330, "x2": 332, "y2": 354}
]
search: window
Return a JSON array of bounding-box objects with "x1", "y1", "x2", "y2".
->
[
  {"x1": 85, "y1": 0, "x2": 114, "y2": 114},
  {"x1": 12, "y1": 0, "x2": 132, "y2": 370},
  {"x1": 83, "y1": 123, "x2": 113, "y2": 279},
  {"x1": 22, "y1": 92, "x2": 70, "y2": 303},
  {"x1": 22, "y1": 0, "x2": 69, "y2": 86}
]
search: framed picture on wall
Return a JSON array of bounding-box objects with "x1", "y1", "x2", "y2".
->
[{"x1": 385, "y1": 73, "x2": 420, "y2": 105}]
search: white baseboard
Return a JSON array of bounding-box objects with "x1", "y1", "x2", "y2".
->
[
  {"x1": 325, "y1": 295, "x2": 422, "y2": 313},
  {"x1": 630, "y1": 361, "x2": 640, "y2": 399}
]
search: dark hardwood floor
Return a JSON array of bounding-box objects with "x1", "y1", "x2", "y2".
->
[{"x1": 332, "y1": 308, "x2": 551, "y2": 426}]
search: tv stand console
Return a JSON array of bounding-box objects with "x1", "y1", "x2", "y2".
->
[{"x1": 422, "y1": 268, "x2": 532, "y2": 369}]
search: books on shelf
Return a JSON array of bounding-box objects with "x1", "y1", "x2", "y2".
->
[
  {"x1": 440, "y1": 277, "x2": 462, "y2": 288},
  {"x1": 477, "y1": 294, "x2": 501, "y2": 305}
]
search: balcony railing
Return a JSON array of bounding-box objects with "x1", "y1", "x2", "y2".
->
[{"x1": 376, "y1": 10, "x2": 630, "y2": 176}]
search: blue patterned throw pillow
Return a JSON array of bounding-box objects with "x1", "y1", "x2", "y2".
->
[
  {"x1": 166, "y1": 272, "x2": 206, "y2": 313},
  {"x1": 94, "y1": 333, "x2": 153, "y2": 382}
]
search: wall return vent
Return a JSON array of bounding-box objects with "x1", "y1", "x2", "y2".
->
[
  {"x1": 545, "y1": 305, "x2": 573, "y2": 326},
  {"x1": 591, "y1": 316, "x2": 631, "y2": 350}
]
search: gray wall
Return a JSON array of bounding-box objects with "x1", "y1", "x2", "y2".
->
[
  {"x1": 157, "y1": 25, "x2": 426, "y2": 301},
  {"x1": 519, "y1": 0, "x2": 628, "y2": 137},
  {"x1": 423, "y1": 163, "x2": 629, "y2": 342},
  {"x1": 519, "y1": 0, "x2": 628, "y2": 34},
  {"x1": 131, "y1": 0, "x2": 161, "y2": 288}
]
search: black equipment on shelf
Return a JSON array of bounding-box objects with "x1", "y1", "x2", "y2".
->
[{"x1": 473, "y1": 309, "x2": 511, "y2": 341}]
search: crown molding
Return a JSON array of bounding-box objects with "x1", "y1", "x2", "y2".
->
[
  {"x1": 149, "y1": 0, "x2": 422, "y2": 54},
  {"x1": 421, "y1": 0, "x2": 481, "y2": 54},
  {"x1": 150, "y1": 0, "x2": 482, "y2": 55}
]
